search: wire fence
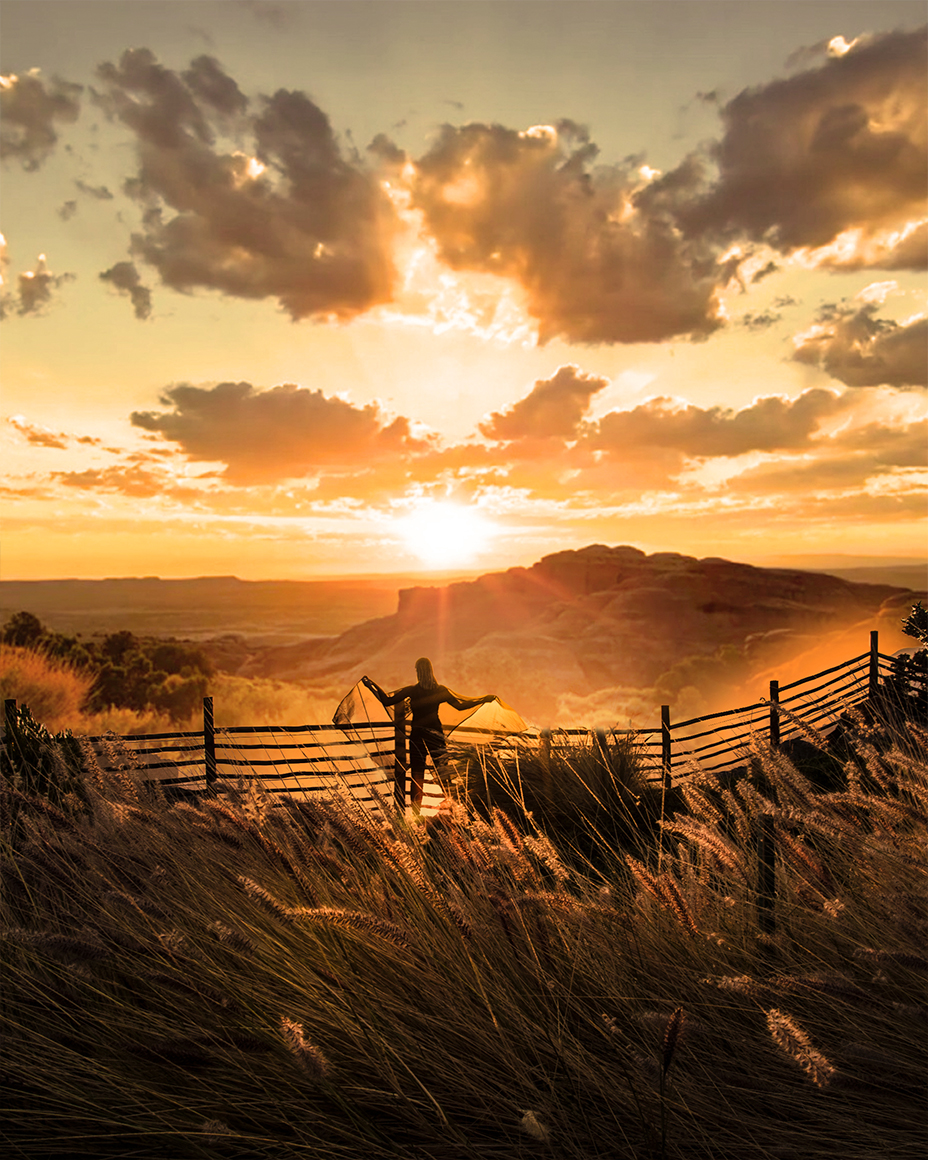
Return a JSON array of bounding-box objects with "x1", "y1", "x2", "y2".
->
[{"x1": 5, "y1": 630, "x2": 921, "y2": 815}]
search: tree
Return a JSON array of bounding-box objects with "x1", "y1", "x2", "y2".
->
[
  {"x1": 901, "y1": 601, "x2": 928, "y2": 646},
  {"x1": 2, "y1": 611, "x2": 46, "y2": 648}
]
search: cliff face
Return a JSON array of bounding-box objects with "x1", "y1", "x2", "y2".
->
[{"x1": 222, "y1": 545, "x2": 921, "y2": 724}]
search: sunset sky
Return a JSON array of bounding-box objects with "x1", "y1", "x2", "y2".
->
[{"x1": 1, "y1": 0, "x2": 925, "y2": 580}]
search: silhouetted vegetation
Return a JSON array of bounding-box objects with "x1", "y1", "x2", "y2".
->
[{"x1": 2, "y1": 698, "x2": 924, "y2": 1158}]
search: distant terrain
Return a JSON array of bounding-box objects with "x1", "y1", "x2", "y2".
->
[
  {"x1": 198, "y1": 546, "x2": 925, "y2": 725},
  {"x1": 0, "y1": 575, "x2": 459, "y2": 643},
  {"x1": 3, "y1": 548, "x2": 924, "y2": 727}
]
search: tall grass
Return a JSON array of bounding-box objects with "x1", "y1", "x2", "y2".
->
[
  {"x1": 0, "y1": 645, "x2": 337, "y2": 734},
  {"x1": 0, "y1": 645, "x2": 93, "y2": 731},
  {"x1": 1, "y1": 712, "x2": 925, "y2": 1158}
]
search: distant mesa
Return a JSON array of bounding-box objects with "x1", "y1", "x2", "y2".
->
[{"x1": 214, "y1": 545, "x2": 924, "y2": 724}]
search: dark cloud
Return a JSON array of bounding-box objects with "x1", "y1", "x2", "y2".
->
[
  {"x1": 739, "y1": 311, "x2": 781, "y2": 331},
  {"x1": 412, "y1": 120, "x2": 726, "y2": 344},
  {"x1": 0, "y1": 72, "x2": 82, "y2": 170},
  {"x1": 95, "y1": 48, "x2": 397, "y2": 320},
  {"x1": 75, "y1": 179, "x2": 114, "y2": 200},
  {"x1": 479, "y1": 365, "x2": 607, "y2": 442},
  {"x1": 100, "y1": 260, "x2": 153, "y2": 320},
  {"x1": 129, "y1": 381, "x2": 432, "y2": 484},
  {"x1": 750, "y1": 260, "x2": 779, "y2": 284},
  {"x1": 181, "y1": 55, "x2": 249, "y2": 117},
  {"x1": 645, "y1": 27, "x2": 927, "y2": 266},
  {"x1": 792, "y1": 300, "x2": 927, "y2": 388},
  {"x1": 0, "y1": 254, "x2": 76, "y2": 319},
  {"x1": 58, "y1": 200, "x2": 78, "y2": 221},
  {"x1": 588, "y1": 388, "x2": 846, "y2": 459}
]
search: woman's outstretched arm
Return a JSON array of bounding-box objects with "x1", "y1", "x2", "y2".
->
[
  {"x1": 362, "y1": 676, "x2": 412, "y2": 707},
  {"x1": 444, "y1": 691, "x2": 497, "y2": 712}
]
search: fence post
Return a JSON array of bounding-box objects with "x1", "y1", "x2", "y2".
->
[
  {"x1": 869, "y1": 630, "x2": 880, "y2": 700},
  {"x1": 660, "y1": 705, "x2": 672, "y2": 789},
  {"x1": 393, "y1": 702, "x2": 407, "y2": 812},
  {"x1": 757, "y1": 679, "x2": 779, "y2": 941},
  {"x1": 203, "y1": 696, "x2": 217, "y2": 789},
  {"x1": 768, "y1": 680, "x2": 780, "y2": 748}
]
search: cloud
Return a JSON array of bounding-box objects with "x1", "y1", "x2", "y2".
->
[
  {"x1": 792, "y1": 296, "x2": 928, "y2": 388},
  {"x1": 240, "y1": 1, "x2": 298, "y2": 30},
  {"x1": 411, "y1": 120, "x2": 727, "y2": 344},
  {"x1": 726, "y1": 415, "x2": 927, "y2": 494},
  {"x1": 95, "y1": 48, "x2": 397, "y2": 320},
  {"x1": 479, "y1": 365, "x2": 607, "y2": 442},
  {"x1": 75, "y1": 179, "x2": 114, "y2": 200},
  {"x1": 588, "y1": 388, "x2": 846, "y2": 460},
  {"x1": 6, "y1": 414, "x2": 103, "y2": 450},
  {"x1": 100, "y1": 261, "x2": 153, "y2": 320},
  {"x1": 58, "y1": 200, "x2": 78, "y2": 221},
  {"x1": 0, "y1": 71, "x2": 82, "y2": 169},
  {"x1": 646, "y1": 26, "x2": 927, "y2": 268},
  {"x1": 129, "y1": 380, "x2": 432, "y2": 483},
  {"x1": 739, "y1": 310, "x2": 782, "y2": 331},
  {"x1": 51, "y1": 464, "x2": 203, "y2": 501},
  {"x1": 834, "y1": 418, "x2": 928, "y2": 466},
  {"x1": 7, "y1": 415, "x2": 69, "y2": 449},
  {"x1": 0, "y1": 249, "x2": 76, "y2": 319}
]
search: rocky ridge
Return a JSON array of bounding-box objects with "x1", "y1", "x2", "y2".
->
[{"x1": 203, "y1": 545, "x2": 922, "y2": 724}]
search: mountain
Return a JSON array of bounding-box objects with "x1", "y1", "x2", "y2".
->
[{"x1": 205, "y1": 545, "x2": 924, "y2": 726}]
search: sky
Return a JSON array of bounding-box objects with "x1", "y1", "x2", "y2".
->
[{"x1": 1, "y1": 0, "x2": 925, "y2": 580}]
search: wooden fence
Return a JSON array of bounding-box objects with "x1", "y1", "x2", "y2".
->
[{"x1": 3, "y1": 631, "x2": 919, "y2": 815}]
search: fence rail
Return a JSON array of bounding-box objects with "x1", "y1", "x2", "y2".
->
[{"x1": 4, "y1": 631, "x2": 922, "y2": 814}]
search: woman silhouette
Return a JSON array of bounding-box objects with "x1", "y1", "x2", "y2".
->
[{"x1": 362, "y1": 657, "x2": 496, "y2": 810}]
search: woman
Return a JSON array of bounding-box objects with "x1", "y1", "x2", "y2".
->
[{"x1": 362, "y1": 657, "x2": 496, "y2": 810}]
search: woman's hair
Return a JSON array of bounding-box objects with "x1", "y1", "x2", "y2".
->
[{"x1": 415, "y1": 657, "x2": 438, "y2": 689}]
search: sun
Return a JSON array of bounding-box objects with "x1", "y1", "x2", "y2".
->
[{"x1": 396, "y1": 501, "x2": 496, "y2": 569}]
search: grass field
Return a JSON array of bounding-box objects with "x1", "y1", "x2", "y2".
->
[{"x1": 2, "y1": 702, "x2": 926, "y2": 1158}]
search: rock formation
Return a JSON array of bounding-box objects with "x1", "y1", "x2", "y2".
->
[{"x1": 216, "y1": 545, "x2": 923, "y2": 725}]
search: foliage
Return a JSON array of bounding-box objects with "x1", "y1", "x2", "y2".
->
[
  {"x1": 0, "y1": 612, "x2": 215, "y2": 723},
  {"x1": 901, "y1": 600, "x2": 928, "y2": 646},
  {"x1": 1, "y1": 702, "x2": 91, "y2": 825},
  {"x1": 0, "y1": 644, "x2": 95, "y2": 730},
  {"x1": 2, "y1": 714, "x2": 925, "y2": 1158},
  {"x1": 870, "y1": 601, "x2": 928, "y2": 728}
]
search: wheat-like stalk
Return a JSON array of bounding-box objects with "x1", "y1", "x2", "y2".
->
[
  {"x1": 765, "y1": 1008, "x2": 835, "y2": 1088},
  {"x1": 661, "y1": 1007, "x2": 686, "y2": 1076},
  {"x1": 661, "y1": 819, "x2": 747, "y2": 880},
  {"x1": 279, "y1": 1016, "x2": 329, "y2": 1080},
  {"x1": 293, "y1": 907, "x2": 409, "y2": 948}
]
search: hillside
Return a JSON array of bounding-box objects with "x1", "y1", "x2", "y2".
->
[{"x1": 203, "y1": 545, "x2": 924, "y2": 725}]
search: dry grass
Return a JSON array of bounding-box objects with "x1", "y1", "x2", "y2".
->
[
  {"x1": 0, "y1": 647, "x2": 336, "y2": 735},
  {"x1": 0, "y1": 645, "x2": 93, "y2": 731},
  {"x1": 1, "y1": 712, "x2": 925, "y2": 1158}
]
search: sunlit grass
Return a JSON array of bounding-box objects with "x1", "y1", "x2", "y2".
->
[
  {"x1": 2, "y1": 713, "x2": 925, "y2": 1157},
  {"x1": 0, "y1": 646, "x2": 338, "y2": 734}
]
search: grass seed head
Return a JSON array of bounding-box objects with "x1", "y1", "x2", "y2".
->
[
  {"x1": 280, "y1": 1017, "x2": 329, "y2": 1080},
  {"x1": 765, "y1": 1008, "x2": 835, "y2": 1088}
]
